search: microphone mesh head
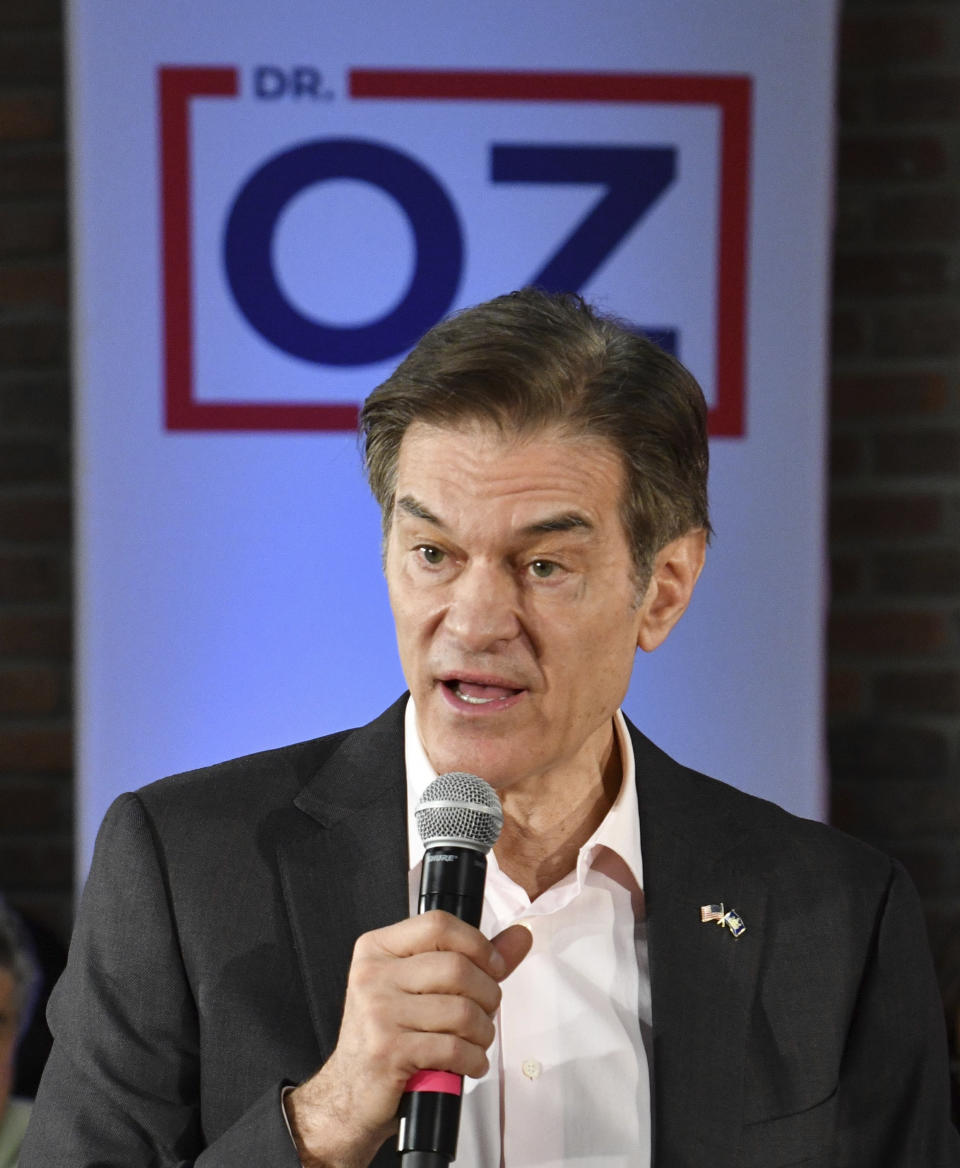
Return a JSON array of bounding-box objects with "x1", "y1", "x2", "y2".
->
[{"x1": 415, "y1": 772, "x2": 504, "y2": 853}]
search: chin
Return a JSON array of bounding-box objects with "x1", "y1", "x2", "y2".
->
[
  {"x1": 424, "y1": 738, "x2": 506, "y2": 784},
  {"x1": 420, "y1": 709, "x2": 534, "y2": 782},
  {"x1": 447, "y1": 752, "x2": 527, "y2": 791}
]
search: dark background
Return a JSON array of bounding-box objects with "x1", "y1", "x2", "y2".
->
[{"x1": 2, "y1": 0, "x2": 959, "y2": 1022}]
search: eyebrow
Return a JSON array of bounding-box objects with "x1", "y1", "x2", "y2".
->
[
  {"x1": 522, "y1": 513, "x2": 593, "y2": 536},
  {"x1": 397, "y1": 495, "x2": 444, "y2": 526},
  {"x1": 396, "y1": 495, "x2": 594, "y2": 538}
]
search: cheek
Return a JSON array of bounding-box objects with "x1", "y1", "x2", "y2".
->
[
  {"x1": 580, "y1": 598, "x2": 642, "y2": 656},
  {"x1": 392, "y1": 587, "x2": 446, "y2": 641},
  {"x1": 386, "y1": 578, "x2": 417, "y2": 632},
  {"x1": 566, "y1": 612, "x2": 640, "y2": 698},
  {"x1": 391, "y1": 600, "x2": 425, "y2": 650}
]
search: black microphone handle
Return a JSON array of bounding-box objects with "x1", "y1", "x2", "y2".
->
[
  {"x1": 398, "y1": 845, "x2": 488, "y2": 1166},
  {"x1": 402, "y1": 1154, "x2": 448, "y2": 1168}
]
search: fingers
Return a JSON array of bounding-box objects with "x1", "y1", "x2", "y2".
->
[
  {"x1": 400, "y1": 1020, "x2": 494, "y2": 1081},
  {"x1": 372, "y1": 910, "x2": 508, "y2": 979},
  {"x1": 397, "y1": 947, "x2": 503, "y2": 1012},
  {"x1": 350, "y1": 913, "x2": 503, "y2": 1061},
  {"x1": 491, "y1": 922, "x2": 534, "y2": 978},
  {"x1": 395, "y1": 986, "x2": 497, "y2": 1050},
  {"x1": 344, "y1": 912, "x2": 505, "y2": 1076}
]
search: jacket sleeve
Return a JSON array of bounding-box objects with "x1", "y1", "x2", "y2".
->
[
  {"x1": 832, "y1": 858, "x2": 960, "y2": 1167},
  {"x1": 18, "y1": 793, "x2": 303, "y2": 1168}
]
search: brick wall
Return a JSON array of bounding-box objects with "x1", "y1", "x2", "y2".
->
[
  {"x1": 829, "y1": 0, "x2": 960, "y2": 980},
  {"x1": 1, "y1": 0, "x2": 959, "y2": 989},
  {"x1": 0, "y1": 0, "x2": 73, "y2": 943}
]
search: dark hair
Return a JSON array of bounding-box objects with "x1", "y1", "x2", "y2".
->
[{"x1": 360, "y1": 288, "x2": 711, "y2": 580}]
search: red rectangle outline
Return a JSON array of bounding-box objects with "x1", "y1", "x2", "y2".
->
[
  {"x1": 161, "y1": 66, "x2": 749, "y2": 435},
  {"x1": 160, "y1": 66, "x2": 360, "y2": 431}
]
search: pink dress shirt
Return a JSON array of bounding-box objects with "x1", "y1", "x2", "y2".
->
[{"x1": 406, "y1": 699, "x2": 652, "y2": 1168}]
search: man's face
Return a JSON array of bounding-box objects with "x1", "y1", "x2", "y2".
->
[{"x1": 385, "y1": 420, "x2": 650, "y2": 797}]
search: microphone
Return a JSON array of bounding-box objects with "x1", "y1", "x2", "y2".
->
[{"x1": 397, "y1": 772, "x2": 504, "y2": 1168}]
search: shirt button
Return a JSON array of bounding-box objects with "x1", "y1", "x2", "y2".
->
[{"x1": 521, "y1": 1058, "x2": 541, "y2": 1080}]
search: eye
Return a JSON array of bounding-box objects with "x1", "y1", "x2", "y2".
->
[
  {"x1": 417, "y1": 544, "x2": 446, "y2": 565},
  {"x1": 529, "y1": 559, "x2": 558, "y2": 579}
]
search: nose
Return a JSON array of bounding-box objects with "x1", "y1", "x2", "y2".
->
[{"x1": 443, "y1": 561, "x2": 521, "y2": 652}]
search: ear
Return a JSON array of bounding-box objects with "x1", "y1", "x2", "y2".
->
[{"x1": 636, "y1": 529, "x2": 706, "y2": 653}]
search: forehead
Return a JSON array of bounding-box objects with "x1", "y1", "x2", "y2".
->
[{"x1": 394, "y1": 421, "x2": 627, "y2": 517}]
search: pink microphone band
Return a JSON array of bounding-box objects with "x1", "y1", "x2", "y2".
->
[{"x1": 403, "y1": 1070, "x2": 463, "y2": 1096}]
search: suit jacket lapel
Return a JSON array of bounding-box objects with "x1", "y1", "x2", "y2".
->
[
  {"x1": 631, "y1": 722, "x2": 768, "y2": 1168},
  {"x1": 278, "y1": 699, "x2": 410, "y2": 1061}
]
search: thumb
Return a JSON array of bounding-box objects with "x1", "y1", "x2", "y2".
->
[{"x1": 491, "y1": 923, "x2": 533, "y2": 980}]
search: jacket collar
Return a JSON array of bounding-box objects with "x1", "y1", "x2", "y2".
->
[
  {"x1": 279, "y1": 698, "x2": 410, "y2": 1060},
  {"x1": 630, "y1": 720, "x2": 767, "y2": 1166}
]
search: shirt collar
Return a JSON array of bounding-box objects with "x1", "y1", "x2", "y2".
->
[
  {"x1": 405, "y1": 695, "x2": 441, "y2": 870},
  {"x1": 403, "y1": 697, "x2": 643, "y2": 890}
]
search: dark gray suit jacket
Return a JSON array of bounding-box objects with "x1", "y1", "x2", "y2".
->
[{"x1": 21, "y1": 697, "x2": 960, "y2": 1166}]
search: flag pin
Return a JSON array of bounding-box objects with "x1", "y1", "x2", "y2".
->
[{"x1": 700, "y1": 903, "x2": 746, "y2": 938}]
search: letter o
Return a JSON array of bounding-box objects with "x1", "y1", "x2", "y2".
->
[{"x1": 224, "y1": 138, "x2": 463, "y2": 365}]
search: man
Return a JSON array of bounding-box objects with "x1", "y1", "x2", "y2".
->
[
  {"x1": 0, "y1": 901, "x2": 38, "y2": 1168},
  {"x1": 22, "y1": 290, "x2": 959, "y2": 1166}
]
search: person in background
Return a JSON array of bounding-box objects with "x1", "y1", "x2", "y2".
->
[
  {"x1": 9, "y1": 916, "x2": 64, "y2": 1103},
  {"x1": 0, "y1": 901, "x2": 38, "y2": 1168}
]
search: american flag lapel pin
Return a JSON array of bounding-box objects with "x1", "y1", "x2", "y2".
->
[{"x1": 700, "y1": 902, "x2": 746, "y2": 938}]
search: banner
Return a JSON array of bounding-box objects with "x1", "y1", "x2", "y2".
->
[{"x1": 68, "y1": 1, "x2": 838, "y2": 872}]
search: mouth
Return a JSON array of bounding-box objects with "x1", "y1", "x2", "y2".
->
[{"x1": 439, "y1": 676, "x2": 526, "y2": 710}]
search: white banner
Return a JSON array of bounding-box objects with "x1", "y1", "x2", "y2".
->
[{"x1": 68, "y1": 1, "x2": 837, "y2": 873}]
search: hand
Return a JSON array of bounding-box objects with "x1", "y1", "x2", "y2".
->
[{"x1": 284, "y1": 912, "x2": 531, "y2": 1168}]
